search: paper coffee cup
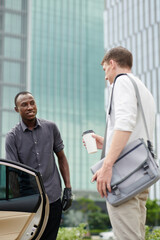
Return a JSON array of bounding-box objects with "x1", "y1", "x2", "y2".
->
[{"x1": 82, "y1": 130, "x2": 97, "y2": 154}]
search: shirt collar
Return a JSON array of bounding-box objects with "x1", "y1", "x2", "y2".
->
[
  {"x1": 114, "y1": 73, "x2": 127, "y2": 83},
  {"x1": 21, "y1": 118, "x2": 41, "y2": 132}
]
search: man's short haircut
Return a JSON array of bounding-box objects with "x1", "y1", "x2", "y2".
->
[
  {"x1": 14, "y1": 91, "x2": 32, "y2": 107},
  {"x1": 101, "y1": 46, "x2": 133, "y2": 69}
]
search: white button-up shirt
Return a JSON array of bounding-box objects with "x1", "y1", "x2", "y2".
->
[{"x1": 106, "y1": 73, "x2": 156, "y2": 155}]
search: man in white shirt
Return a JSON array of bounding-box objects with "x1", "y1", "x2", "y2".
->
[{"x1": 91, "y1": 46, "x2": 156, "y2": 240}]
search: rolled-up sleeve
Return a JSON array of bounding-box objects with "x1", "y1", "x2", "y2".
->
[
  {"x1": 53, "y1": 124, "x2": 64, "y2": 153},
  {"x1": 5, "y1": 133, "x2": 19, "y2": 162},
  {"x1": 113, "y1": 77, "x2": 137, "y2": 132}
]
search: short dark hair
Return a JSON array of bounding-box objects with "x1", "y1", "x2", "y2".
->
[
  {"x1": 101, "y1": 46, "x2": 133, "y2": 69},
  {"x1": 14, "y1": 91, "x2": 32, "y2": 107}
]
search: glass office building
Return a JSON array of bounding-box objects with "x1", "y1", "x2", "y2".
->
[
  {"x1": 0, "y1": 0, "x2": 105, "y2": 196},
  {"x1": 104, "y1": 0, "x2": 160, "y2": 199},
  {"x1": 30, "y1": 0, "x2": 105, "y2": 194},
  {"x1": 0, "y1": 0, "x2": 28, "y2": 184}
]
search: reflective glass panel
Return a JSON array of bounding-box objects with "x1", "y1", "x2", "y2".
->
[{"x1": 0, "y1": 164, "x2": 39, "y2": 200}]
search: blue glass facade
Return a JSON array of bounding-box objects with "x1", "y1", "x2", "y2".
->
[
  {"x1": 0, "y1": 0, "x2": 105, "y2": 196},
  {"x1": 31, "y1": 0, "x2": 105, "y2": 193}
]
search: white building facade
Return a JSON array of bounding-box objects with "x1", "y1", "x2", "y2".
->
[{"x1": 103, "y1": 0, "x2": 160, "y2": 200}]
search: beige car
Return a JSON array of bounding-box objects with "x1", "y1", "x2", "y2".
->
[{"x1": 0, "y1": 159, "x2": 49, "y2": 240}]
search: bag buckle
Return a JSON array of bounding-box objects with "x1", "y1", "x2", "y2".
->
[
  {"x1": 147, "y1": 140, "x2": 156, "y2": 158},
  {"x1": 112, "y1": 185, "x2": 120, "y2": 196},
  {"x1": 143, "y1": 162, "x2": 149, "y2": 171},
  {"x1": 143, "y1": 162, "x2": 155, "y2": 178}
]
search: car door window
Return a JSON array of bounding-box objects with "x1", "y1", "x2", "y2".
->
[
  {"x1": 0, "y1": 160, "x2": 49, "y2": 240},
  {"x1": 0, "y1": 165, "x2": 39, "y2": 200}
]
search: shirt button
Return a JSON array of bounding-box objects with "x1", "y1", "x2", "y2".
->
[
  {"x1": 37, "y1": 152, "x2": 39, "y2": 155},
  {"x1": 35, "y1": 141, "x2": 37, "y2": 144}
]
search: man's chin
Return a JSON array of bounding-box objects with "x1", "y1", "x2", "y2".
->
[{"x1": 27, "y1": 116, "x2": 36, "y2": 121}]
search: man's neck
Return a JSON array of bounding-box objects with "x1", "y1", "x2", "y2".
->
[
  {"x1": 110, "y1": 68, "x2": 131, "y2": 84},
  {"x1": 115, "y1": 67, "x2": 131, "y2": 76},
  {"x1": 23, "y1": 118, "x2": 37, "y2": 130}
]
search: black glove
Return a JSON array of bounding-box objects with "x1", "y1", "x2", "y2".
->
[{"x1": 62, "y1": 188, "x2": 73, "y2": 211}]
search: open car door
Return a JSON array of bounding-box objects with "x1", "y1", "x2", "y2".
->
[{"x1": 0, "y1": 159, "x2": 49, "y2": 240}]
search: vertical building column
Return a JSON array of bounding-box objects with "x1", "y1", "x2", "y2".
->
[
  {"x1": 26, "y1": 0, "x2": 31, "y2": 91},
  {"x1": 0, "y1": 0, "x2": 28, "y2": 157}
]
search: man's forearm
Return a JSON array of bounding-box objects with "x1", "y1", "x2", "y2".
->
[
  {"x1": 57, "y1": 150, "x2": 71, "y2": 188},
  {"x1": 59, "y1": 159, "x2": 71, "y2": 188},
  {"x1": 103, "y1": 130, "x2": 132, "y2": 167}
]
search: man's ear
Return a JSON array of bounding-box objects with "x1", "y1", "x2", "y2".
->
[
  {"x1": 110, "y1": 59, "x2": 116, "y2": 69},
  {"x1": 14, "y1": 106, "x2": 19, "y2": 113}
]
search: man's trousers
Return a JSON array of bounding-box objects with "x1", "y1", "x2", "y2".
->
[
  {"x1": 107, "y1": 189, "x2": 149, "y2": 240},
  {"x1": 40, "y1": 198, "x2": 62, "y2": 240}
]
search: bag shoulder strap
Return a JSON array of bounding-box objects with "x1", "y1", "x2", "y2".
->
[{"x1": 126, "y1": 74, "x2": 150, "y2": 139}]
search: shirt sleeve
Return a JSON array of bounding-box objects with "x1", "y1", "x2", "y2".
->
[
  {"x1": 52, "y1": 123, "x2": 64, "y2": 153},
  {"x1": 5, "y1": 133, "x2": 20, "y2": 162},
  {"x1": 113, "y1": 76, "x2": 137, "y2": 132}
]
